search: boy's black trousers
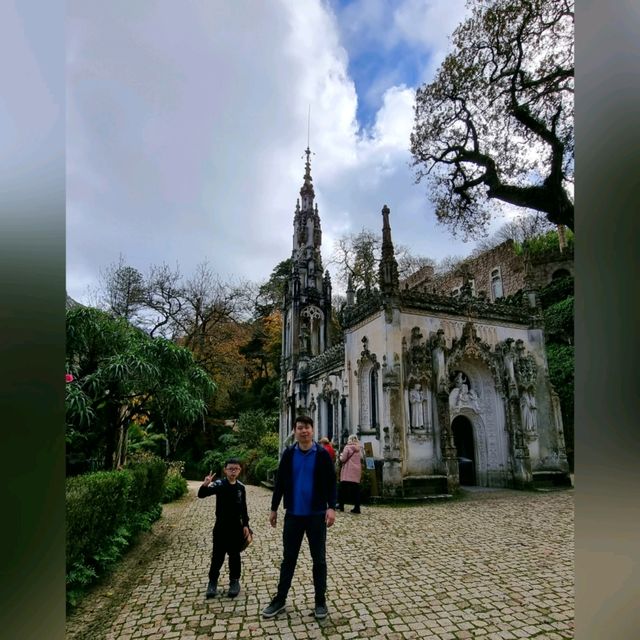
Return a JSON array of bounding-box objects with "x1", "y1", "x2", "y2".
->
[{"x1": 209, "y1": 526, "x2": 242, "y2": 583}]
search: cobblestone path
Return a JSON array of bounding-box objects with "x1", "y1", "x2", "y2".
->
[{"x1": 67, "y1": 482, "x2": 574, "y2": 640}]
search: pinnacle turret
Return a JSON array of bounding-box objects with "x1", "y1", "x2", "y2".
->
[{"x1": 379, "y1": 204, "x2": 399, "y2": 296}]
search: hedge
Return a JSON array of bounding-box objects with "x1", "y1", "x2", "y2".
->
[{"x1": 66, "y1": 455, "x2": 167, "y2": 607}]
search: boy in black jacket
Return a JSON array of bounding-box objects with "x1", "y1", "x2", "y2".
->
[
  {"x1": 198, "y1": 458, "x2": 250, "y2": 598},
  {"x1": 262, "y1": 416, "x2": 336, "y2": 620}
]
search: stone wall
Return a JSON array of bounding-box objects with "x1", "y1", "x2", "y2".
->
[{"x1": 404, "y1": 240, "x2": 574, "y2": 301}]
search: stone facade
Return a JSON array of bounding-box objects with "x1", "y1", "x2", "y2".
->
[
  {"x1": 403, "y1": 239, "x2": 574, "y2": 302},
  {"x1": 280, "y1": 152, "x2": 571, "y2": 496}
]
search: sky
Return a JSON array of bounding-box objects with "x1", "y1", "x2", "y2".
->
[{"x1": 67, "y1": 0, "x2": 490, "y2": 303}]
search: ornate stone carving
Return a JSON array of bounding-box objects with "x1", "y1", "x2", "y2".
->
[
  {"x1": 356, "y1": 336, "x2": 380, "y2": 435},
  {"x1": 499, "y1": 338, "x2": 518, "y2": 396},
  {"x1": 447, "y1": 322, "x2": 502, "y2": 388},
  {"x1": 519, "y1": 389, "x2": 538, "y2": 441},
  {"x1": 514, "y1": 339, "x2": 537, "y2": 391},
  {"x1": 430, "y1": 328, "x2": 448, "y2": 393},
  {"x1": 403, "y1": 326, "x2": 432, "y2": 383},
  {"x1": 449, "y1": 370, "x2": 481, "y2": 414},
  {"x1": 307, "y1": 342, "x2": 345, "y2": 377}
]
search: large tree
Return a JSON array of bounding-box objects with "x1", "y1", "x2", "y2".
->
[
  {"x1": 65, "y1": 306, "x2": 215, "y2": 470},
  {"x1": 411, "y1": 0, "x2": 574, "y2": 238},
  {"x1": 329, "y1": 229, "x2": 433, "y2": 292}
]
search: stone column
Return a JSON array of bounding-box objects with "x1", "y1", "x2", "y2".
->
[
  {"x1": 435, "y1": 390, "x2": 459, "y2": 493},
  {"x1": 382, "y1": 361, "x2": 403, "y2": 497},
  {"x1": 505, "y1": 391, "x2": 533, "y2": 489}
]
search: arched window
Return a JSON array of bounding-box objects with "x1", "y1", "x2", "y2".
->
[
  {"x1": 356, "y1": 337, "x2": 379, "y2": 434},
  {"x1": 490, "y1": 267, "x2": 503, "y2": 300},
  {"x1": 326, "y1": 396, "x2": 334, "y2": 441},
  {"x1": 370, "y1": 368, "x2": 378, "y2": 428}
]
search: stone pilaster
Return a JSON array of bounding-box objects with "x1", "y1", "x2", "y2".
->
[{"x1": 435, "y1": 390, "x2": 459, "y2": 493}]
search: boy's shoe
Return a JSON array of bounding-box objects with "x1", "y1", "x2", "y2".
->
[
  {"x1": 350, "y1": 508, "x2": 361, "y2": 514},
  {"x1": 314, "y1": 603, "x2": 329, "y2": 619},
  {"x1": 205, "y1": 581, "x2": 218, "y2": 598},
  {"x1": 336, "y1": 505, "x2": 344, "y2": 511},
  {"x1": 262, "y1": 598, "x2": 286, "y2": 618},
  {"x1": 227, "y1": 579, "x2": 241, "y2": 598}
]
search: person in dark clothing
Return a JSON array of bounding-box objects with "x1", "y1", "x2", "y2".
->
[
  {"x1": 198, "y1": 458, "x2": 250, "y2": 599},
  {"x1": 262, "y1": 416, "x2": 336, "y2": 620}
]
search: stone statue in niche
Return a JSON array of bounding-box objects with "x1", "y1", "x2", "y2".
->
[
  {"x1": 450, "y1": 371, "x2": 480, "y2": 411},
  {"x1": 432, "y1": 329, "x2": 447, "y2": 393},
  {"x1": 520, "y1": 390, "x2": 538, "y2": 435},
  {"x1": 383, "y1": 426, "x2": 391, "y2": 453},
  {"x1": 503, "y1": 339, "x2": 517, "y2": 389},
  {"x1": 299, "y1": 320, "x2": 310, "y2": 355},
  {"x1": 409, "y1": 383, "x2": 425, "y2": 429}
]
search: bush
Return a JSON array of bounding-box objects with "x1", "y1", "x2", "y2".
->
[
  {"x1": 546, "y1": 343, "x2": 575, "y2": 471},
  {"x1": 538, "y1": 275, "x2": 574, "y2": 309},
  {"x1": 543, "y1": 296, "x2": 574, "y2": 344},
  {"x1": 199, "y1": 410, "x2": 280, "y2": 485},
  {"x1": 252, "y1": 455, "x2": 279, "y2": 483},
  {"x1": 65, "y1": 455, "x2": 167, "y2": 608},
  {"x1": 163, "y1": 461, "x2": 188, "y2": 503},
  {"x1": 65, "y1": 471, "x2": 130, "y2": 570}
]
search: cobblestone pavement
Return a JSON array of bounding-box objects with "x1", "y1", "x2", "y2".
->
[{"x1": 67, "y1": 481, "x2": 574, "y2": 640}]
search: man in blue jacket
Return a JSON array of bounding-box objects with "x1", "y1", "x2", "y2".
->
[{"x1": 262, "y1": 415, "x2": 336, "y2": 620}]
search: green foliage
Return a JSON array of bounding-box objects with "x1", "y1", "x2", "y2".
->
[
  {"x1": 546, "y1": 344, "x2": 574, "y2": 395},
  {"x1": 258, "y1": 431, "x2": 279, "y2": 457},
  {"x1": 538, "y1": 275, "x2": 574, "y2": 309},
  {"x1": 236, "y1": 409, "x2": 278, "y2": 447},
  {"x1": 163, "y1": 461, "x2": 188, "y2": 503},
  {"x1": 199, "y1": 409, "x2": 279, "y2": 484},
  {"x1": 127, "y1": 420, "x2": 166, "y2": 455},
  {"x1": 65, "y1": 306, "x2": 215, "y2": 471},
  {"x1": 546, "y1": 343, "x2": 574, "y2": 464},
  {"x1": 252, "y1": 455, "x2": 279, "y2": 483},
  {"x1": 65, "y1": 455, "x2": 167, "y2": 608},
  {"x1": 125, "y1": 453, "x2": 167, "y2": 513},
  {"x1": 543, "y1": 296, "x2": 574, "y2": 344},
  {"x1": 519, "y1": 228, "x2": 574, "y2": 258},
  {"x1": 254, "y1": 258, "x2": 292, "y2": 317}
]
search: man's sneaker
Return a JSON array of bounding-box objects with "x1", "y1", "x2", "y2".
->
[
  {"x1": 205, "y1": 581, "x2": 218, "y2": 598},
  {"x1": 314, "y1": 603, "x2": 329, "y2": 619},
  {"x1": 350, "y1": 508, "x2": 361, "y2": 514},
  {"x1": 227, "y1": 579, "x2": 240, "y2": 598},
  {"x1": 262, "y1": 599, "x2": 286, "y2": 618}
]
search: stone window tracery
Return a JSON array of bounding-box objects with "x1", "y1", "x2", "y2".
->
[
  {"x1": 490, "y1": 267, "x2": 503, "y2": 300},
  {"x1": 300, "y1": 305, "x2": 324, "y2": 356},
  {"x1": 356, "y1": 337, "x2": 379, "y2": 434}
]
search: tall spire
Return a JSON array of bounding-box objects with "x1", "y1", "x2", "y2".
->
[
  {"x1": 379, "y1": 204, "x2": 399, "y2": 296},
  {"x1": 300, "y1": 146, "x2": 315, "y2": 207}
]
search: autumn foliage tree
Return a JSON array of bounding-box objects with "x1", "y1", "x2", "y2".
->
[{"x1": 411, "y1": 0, "x2": 574, "y2": 238}]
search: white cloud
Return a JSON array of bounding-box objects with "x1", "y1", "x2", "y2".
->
[{"x1": 66, "y1": 0, "x2": 473, "y2": 303}]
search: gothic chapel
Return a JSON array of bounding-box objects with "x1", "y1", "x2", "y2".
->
[{"x1": 279, "y1": 150, "x2": 571, "y2": 496}]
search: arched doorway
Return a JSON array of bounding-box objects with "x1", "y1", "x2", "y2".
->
[{"x1": 452, "y1": 415, "x2": 476, "y2": 486}]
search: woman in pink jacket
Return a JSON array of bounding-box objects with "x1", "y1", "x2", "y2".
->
[{"x1": 337, "y1": 435, "x2": 362, "y2": 514}]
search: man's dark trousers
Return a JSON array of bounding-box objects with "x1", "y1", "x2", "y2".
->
[
  {"x1": 209, "y1": 527, "x2": 241, "y2": 583},
  {"x1": 275, "y1": 513, "x2": 327, "y2": 605}
]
